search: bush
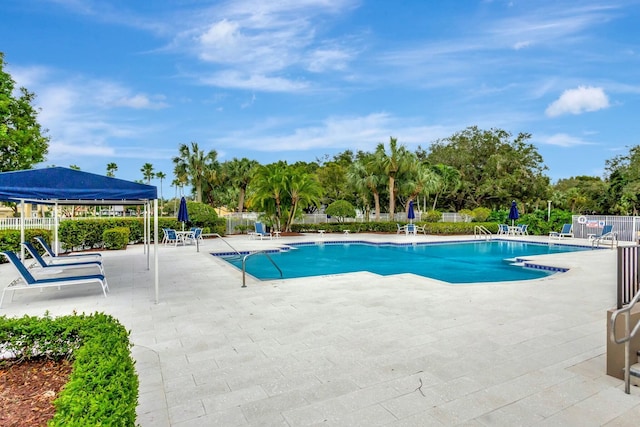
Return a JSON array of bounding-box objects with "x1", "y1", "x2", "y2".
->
[
  {"x1": 424, "y1": 210, "x2": 442, "y2": 222},
  {"x1": 0, "y1": 229, "x2": 51, "y2": 264},
  {"x1": 325, "y1": 200, "x2": 356, "y2": 222},
  {"x1": 102, "y1": 227, "x2": 130, "y2": 250},
  {"x1": 0, "y1": 312, "x2": 138, "y2": 426},
  {"x1": 289, "y1": 221, "x2": 500, "y2": 235}
]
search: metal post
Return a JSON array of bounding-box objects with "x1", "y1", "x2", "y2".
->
[{"x1": 547, "y1": 201, "x2": 551, "y2": 222}]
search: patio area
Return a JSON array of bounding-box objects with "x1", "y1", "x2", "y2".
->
[{"x1": 1, "y1": 233, "x2": 639, "y2": 426}]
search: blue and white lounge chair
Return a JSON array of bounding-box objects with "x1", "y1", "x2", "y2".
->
[
  {"x1": 590, "y1": 224, "x2": 617, "y2": 247},
  {"x1": 35, "y1": 236, "x2": 102, "y2": 261},
  {"x1": 1, "y1": 250, "x2": 109, "y2": 308},
  {"x1": 549, "y1": 224, "x2": 573, "y2": 239},
  {"x1": 22, "y1": 242, "x2": 104, "y2": 274},
  {"x1": 254, "y1": 222, "x2": 272, "y2": 240}
]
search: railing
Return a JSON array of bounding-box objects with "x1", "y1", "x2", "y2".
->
[
  {"x1": 241, "y1": 250, "x2": 283, "y2": 287},
  {"x1": 617, "y1": 246, "x2": 640, "y2": 309},
  {"x1": 474, "y1": 225, "x2": 492, "y2": 239},
  {"x1": 209, "y1": 233, "x2": 242, "y2": 255},
  {"x1": 610, "y1": 290, "x2": 640, "y2": 394},
  {"x1": 0, "y1": 217, "x2": 56, "y2": 230}
]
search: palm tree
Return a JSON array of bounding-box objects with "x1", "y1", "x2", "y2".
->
[
  {"x1": 224, "y1": 158, "x2": 259, "y2": 213},
  {"x1": 430, "y1": 164, "x2": 461, "y2": 210},
  {"x1": 347, "y1": 153, "x2": 385, "y2": 221},
  {"x1": 106, "y1": 162, "x2": 118, "y2": 177},
  {"x1": 173, "y1": 142, "x2": 218, "y2": 203},
  {"x1": 248, "y1": 162, "x2": 288, "y2": 231},
  {"x1": 399, "y1": 160, "x2": 441, "y2": 215},
  {"x1": 374, "y1": 137, "x2": 410, "y2": 218},
  {"x1": 283, "y1": 166, "x2": 322, "y2": 232},
  {"x1": 156, "y1": 171, "x2": 166, "y2": 211},
  {"x1": 141, "y1": 163, "x2": 154, "y2": 184}
]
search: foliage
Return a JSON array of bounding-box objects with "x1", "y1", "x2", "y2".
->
[
  {"x1": 248, "y1": 161, "x2": 322, "y2": 232},
  {"x1": 0, "y1": 228, "x2": 51, "y2": 263},
  {"x1": 423, "y1": 210, "x2": 442, "y2": 222},
  {"x1": 173, "y1": 142, "x2": 219, "y2": 203},
  {"x1": 471, "y1": 207, "x2": 491, "y2": 222},
  {"x1": 426, "y1": 126, "x2": 549, "y2": 210},
  {"x1": 325, "y1": 200, "x2": 356, "y2": 222},
  {"x1": 0, "y1": 52, "x2": 50, "y2": 172},
  {"x1": 185, "y1": 201, "x2": 225, "y2": 235},
  {"x1": 102, "y1": 227, "x2": 130, "y2": 250},
  {"x1": 0, "y1": 312, "x2": 138, "y2": 426},
  {"x1": 290, "y1": 221, "x2": 500, "y2": 235}
]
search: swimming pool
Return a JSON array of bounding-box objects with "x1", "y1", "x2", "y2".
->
[{"x1": 218, "y1": 240, "x2": 590, "y2": 283}]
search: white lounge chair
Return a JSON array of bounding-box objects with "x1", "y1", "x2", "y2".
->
[
  {"x1": 35, "y1": 236, "x2": 102, "y2": 261},
  {"x1": 1, "y1": 250, "x2": 109, "y2": 308},
  {"x1": 254, "y1": 222, "x2": 272, "y2": 240},
  {"x1": 22, "y1": 242, "x2": 104, "y2": 274},
  {"x1": 549, "y1": 224, "x2": 573, "y2": 239}
]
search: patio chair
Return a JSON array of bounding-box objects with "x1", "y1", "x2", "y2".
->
[
  {"x1": 515, "y1": 224, "x2": 529, "y2": 235},
  {"x1": 406, "y1": 223, "x2": 417, "y2": 235},
  {"x1": 549, "y1": 224, "x2": 573, "y2": 239},
  {"x1": 22, "y1": 242, "x2": 104, "y2": 274},
  {"x1": 497, "y1": 224, "x2": 509, "y2": 235},
  {"x1": 590, "y1": 224, "x2": 617, "y2": 248},
  {"x1": 254, "y1": 222, "x2": 272, "y2": 240},
  {"x1": 162, "y1": 228, "x2": 182, "y2": 246},
  {"x1": 0, "y1": 250, "x2": 109, "y2": 308},
  {"x1": 35, "y1": 236, "x2": 102, "y2": 261},
  {"x1": 396, "y1": 223, "x2": 407, "y2": 234}
]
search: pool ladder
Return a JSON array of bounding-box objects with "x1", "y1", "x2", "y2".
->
[
  {"x1": 241, "y1": 250, "x2": 283, "y2": 287},
  {"x1": 610, "y1": 290, "x2": 640, "y2": 394},
  {"x1": 474, "y1": 225, "x2": 492, "y2": 240}
]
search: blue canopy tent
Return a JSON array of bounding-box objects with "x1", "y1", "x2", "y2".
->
[{"x1": 0, "y1": 167, "x2": 162, "y2": 303}]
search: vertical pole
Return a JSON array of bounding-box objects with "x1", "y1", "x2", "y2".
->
[
  {"x1": 20, "y1": 201, "x2": 25, "y2": 261},
  {"x1": 154, "y1": 199, "x2": 159, "y2": 304},
  {"x1": 547, "y1": 201, "x2": 551, "y2": 222}
]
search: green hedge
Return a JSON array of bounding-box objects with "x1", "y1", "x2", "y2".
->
[
  {"x1": 0, "y1": 312, "x2": 138, "y2": 426},
  {"x1": 289, "y1": 221, "x2": 502, "y2": 235},
  {"x1": 103, "y1": 227, "x2": 130, "y2": 250},
  {"x1": 0, "y1": 229, "x2": 52, "y2": 264}
]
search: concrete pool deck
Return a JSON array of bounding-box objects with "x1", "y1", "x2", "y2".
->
[{"x1": 1, "y1": 232, "x2": 639, "y2": 426}]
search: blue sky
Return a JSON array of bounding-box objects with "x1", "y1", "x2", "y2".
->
[{"x1": 2, "y1": 0, "x2": 639, "y2": 187}]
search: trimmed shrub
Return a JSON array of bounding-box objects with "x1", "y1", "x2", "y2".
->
[
  {"x1": 0, "y1": 229, "x2": 52, "y2": 264},
  {"x1": 102, "y1": 227, "x2": 130, "y2": 250},
  {"x1": 325, "y1": 200, "x2": 356, "y2": 222},
  {"x1": 0, "y1": 312, "x2": 138, "y2": 426}
]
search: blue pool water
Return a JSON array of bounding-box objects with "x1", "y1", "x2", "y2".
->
[{"x1": 219, "y1": 240, "x2": 590, "y2": 283}]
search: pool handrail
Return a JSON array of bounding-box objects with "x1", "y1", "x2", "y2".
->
[
  {"x1": 610, "y1": 289, "x2": 640, "y2": 394},
  {"x1": 242, "y1": 250, "x2": 283, "y2": 287}
]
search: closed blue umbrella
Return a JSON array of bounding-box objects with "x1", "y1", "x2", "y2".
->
[
  {"x1": 177, "y1": 197, "x2": 189, "y2": 230},
  {"x1": 407, "y1": 200, "x2": 416, "y2": 224},
  {"x1": 508, "y1": 200, "x2": 519, "y2": 226}
]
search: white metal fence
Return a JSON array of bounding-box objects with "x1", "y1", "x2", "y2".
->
[
  {"x1": 0, "y1": 217, "x2": 56, "y2": 230},
  {"x1": 571, "y1": 215, "x2": 640, "y2": 242}
]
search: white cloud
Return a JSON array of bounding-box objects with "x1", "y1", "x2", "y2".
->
[
  {"x1": 545, "y1": 86, "x2": 609, "y2": 117},
  {"x1": 538, "y1": 133, "x2": 592, "y2": 147},
  {"x1": 201, "y1": 71, "x2": 308, "y2": 92},
  {"x1": 216, "y1": 113, "x2": 453, "y2": 152}
]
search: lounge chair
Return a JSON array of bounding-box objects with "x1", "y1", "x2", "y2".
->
[
  {"x1": 549, "y1": 224, "x2": 573, "y2": 239},
  {"x1": 22, "y1": 242, "x2": 104, "y2": 274},
  {"x1": 590, "y1": 224, "x2": 617, "y2": 248},
  {"x1": 254, "y1": 222, "x2": 272, "y2": 240},
  {"x1": 35, "y1": 236, "x2": 102, "y2": 261},
  {"x1": 0, "y1": 250, "x2": 109, "y2": 308}
]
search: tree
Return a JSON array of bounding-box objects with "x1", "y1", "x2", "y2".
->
[
  {"x1": 223, "y1": 158, "x2": 259, "y2": 213},
  {"x1": 173, "y1": 142, "x2": 218, "y2": 203},
  {"x1": 0, "y1": 52, "x2": 49, "y2": 172},
  {"x1": 141, "y1": 163, "x2": 154, "y2": 184},
  {"x1": 347, "y1": 152, "x2": 385, "y2": 221},
  {"x1": 248, "y1": 162, "x2": 288, "y2": 231},
  {"x1": 399, "y1": 159, "x2": 440, "y2": 215},
  {"x1": 427, "y1": 126, "x2": 548, "y2": 210},
  {"x1": 283, "y1": 166, "x2": 322, "y2": 232},
  {"x1": 325, "y1": 200, "x2": 356, "y2": 222},
  {"x1": 106, "y1": 162, "x2": 118, "y2": 177},
  {"x1": 374, "y1": 137, "x2": 411, "y2": 217},
  {"x1": 430, "y1": 164, "x2": 461, "y2": 210},
  {"x1": 156, "y1": 171, "x2": 166, "y2": 210}
]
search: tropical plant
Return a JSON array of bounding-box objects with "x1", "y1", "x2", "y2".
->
[
  {"x1": 173, "y1": 142, "x2": 218, "y2": 203},
  {"x1": 0, "y1": 52, "x2": 50, "y2": 172},
  {"x1": 106, "y1": 162, "x2": 118, "y2": 177},
  {"x1": 347, "y1": 152, "x2": 385, "y2": 221},
  {"x1": 223, "y1": 157, "x2": 259, "y2": 212},
  {"x1": 325, "y1": 200, "x2": 356, "y2": 222},
  {"x1": 374, "y1": 137, "x2": 411, "y2": 217},
  {"x1": 141, "y1": 163, "x2": 154, "y2": 184}
]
